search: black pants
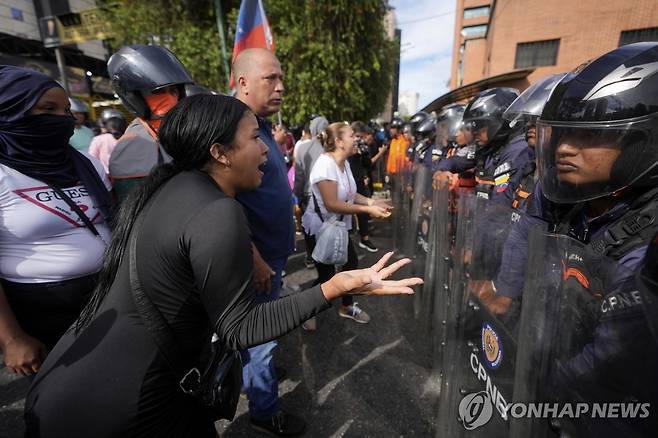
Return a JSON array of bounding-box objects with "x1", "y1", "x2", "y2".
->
[
  {"x1": 310, "y1": 239, "x2": 357, "y2": 307},
  {"x1": 355, "y1": 174, "x2": 371, "y2": 240},
  {"x1": 2, "y1": 274, "x2": 97, "y2": 350}
]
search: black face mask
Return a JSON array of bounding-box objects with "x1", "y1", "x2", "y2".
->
[
  {"x1": 10, "y1": 113, "x2": 75, "y2": 152},
  {"x1": 0, "y1": 113, "x2": 77, "y2": 186}
]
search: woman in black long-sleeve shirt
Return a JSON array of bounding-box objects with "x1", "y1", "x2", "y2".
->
[{"x1": 24, "y1": 95, "x2": 421, "y2": 438}]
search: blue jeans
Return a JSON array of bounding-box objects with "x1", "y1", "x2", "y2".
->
[{"x1": 241, "y1": 256, "x2": 287, "y2": 420}]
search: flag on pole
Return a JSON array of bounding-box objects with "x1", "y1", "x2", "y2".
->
[{"x1": 230, "y1": 0, "x2": 275, "y2": 87}]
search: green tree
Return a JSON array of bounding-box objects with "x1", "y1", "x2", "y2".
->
[
  {"x1": 100, "y1": 0, "x2": 237, "y2": 92},
  {"x1": 261, "y1": 0, "x2": 396, "y2": 125},
  {"x1": 103, "y1": 0, "x2": 395, "y2": 124}
]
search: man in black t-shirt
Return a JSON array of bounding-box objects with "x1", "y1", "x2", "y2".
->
[{"x1": 349, "y1": 121, "x2": 387, "y2": 252}]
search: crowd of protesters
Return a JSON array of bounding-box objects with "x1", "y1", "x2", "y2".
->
[{"x1": 0, "y1": 45, "x2": 421, "y2": 438}]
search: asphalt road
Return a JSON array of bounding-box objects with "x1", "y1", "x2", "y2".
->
[{"x1": 0, "y1": 220, "x2": 439, "y2": 438}]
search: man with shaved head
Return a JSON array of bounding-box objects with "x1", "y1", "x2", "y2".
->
[{"x1": 233, "y1": 48, "x2": 305, "y2": 436}]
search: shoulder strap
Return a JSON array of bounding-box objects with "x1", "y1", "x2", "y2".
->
[
  {"x1": 312, "y1": 192, "x2": 324, "y2": 223},
  {"x1": 50, "y1": 185, "x2": 104, "y2": 243},
  {"x1": 129, "y1": 214, "x2": 189, "y2": 377},
  {"x1": 312, "y1": 191, "x2": 344, "y2": 222},
  {"x1": 589, "y1": 188, "x2": 658, "y2": 259}
]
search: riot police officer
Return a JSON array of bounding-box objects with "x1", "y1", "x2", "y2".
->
[
  {"x1": 107, "y1": 44, "x2": 193, "y2": 202},
  {"x1": 461, "y1": 87, "x2": 535, "y2": 206},
  {"x1": 410, "y1": 117, "x2": 437, "y2": 168}
]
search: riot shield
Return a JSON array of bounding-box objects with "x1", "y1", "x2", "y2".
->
[
  {"x1": 509, "y1": 230, "x2": 658, "y2": 438},
  {"x1": 426, "y1": 186, "x2": 452, "y2": 369},
  {"x1": 410, "y1": 166, "x2": 434, "y2": 320},
  {"x1": 405, "y1": 165, "x2": 431, "y2": 261},
  {"x1": 396, "y1": 162, "x2": 414, "y2": 254},
  {"x1": 435, "y1": 193, "x2": 521, "y2": 438},
  {"x1": 390, "y1": 171, "x2": 404, "y2": 253}
]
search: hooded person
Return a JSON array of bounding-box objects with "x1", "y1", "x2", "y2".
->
[
  {"x1": 107, "y1": 45, "x2": 193, "y2": 202},
  {"x1": 0, "y1": 65, "x2": 113, "y2": 375}
]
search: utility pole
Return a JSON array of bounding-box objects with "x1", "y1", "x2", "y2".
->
[
  {"x1": 213, "y1": 0, "x2": 231, "y2": 91},
  {"x1": 40, "y1": 0, "x2": 69, "y2": 94},
  {"x1": 54, "y1": 47, "x2": 69, "y2": 94}
]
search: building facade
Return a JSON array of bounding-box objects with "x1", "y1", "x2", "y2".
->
[
  {"x1": 425, "y1": 0, "x2": 658, "y2": 111},
  {"x1": 0, "y1": 0, "x2": 114, "y2": 106},
  {"x1": 398, "y1": 90, "x2": 419, "y2": 117}
]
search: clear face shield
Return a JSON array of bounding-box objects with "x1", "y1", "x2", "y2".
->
[{"x1": 537, "y1": 117, "x2": 657, "y2": 203}]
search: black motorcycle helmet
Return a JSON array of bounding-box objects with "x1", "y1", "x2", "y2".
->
[
  {"x1": 436, "y1": 103, "x2": 465, "y2": 146},
  {"x1": 99, "y1": 108, "x2": 125, "y2": 125},
  {"x1": 108, "y1": 45, "x2": 193, "y2": 119},
  {"x1": 410, "y1": 118, "x2": 437, "y2": 159},
  {"x1": 390, "y1": 117, "x2": 404, "y2": 130},
  {"x1": 537, "y1": 42, "x2": 658, "y2": 203},
  {"x1": 415, "y1": 117, "x2": 436, "y2": 141},
  {"x1": 402, "y1": 122, "x2": 413, "y2": 136},
  {"x1": 463, "y1": 87, "x2": 519, "y2": 147},
  {"x1": 504, "y1": 74, "x2": 564, "y2": 128},
  {"x1": 410, "y1": 111, "x2": 429, "y2": 133}
]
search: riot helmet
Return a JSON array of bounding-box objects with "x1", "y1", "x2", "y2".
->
[
  {"x1": 436, "y1": 103, "x2": 465, "y2": 146},
  {"x1": 537, "y1": 42, "x2": 658, "y2": 204},
  {"x1": 108, "y1": 45, "x2": 193, "y2": 119},
  {"x1": 411, "y1": 117, "x2": 437, "y2": 159},
  {"x1": 463, "y1": 87, "x2": 519, "y2": 147},
  {"x1": 415, "y1": 117, "x2": 436, "y2": 141},
  {"x1": 390, "y1": 116, "x2": 404, "y2": 130},
  {"x1": 504, "y1": 74, "x2": 564, "y2": 147},
  {"x1": 409, "y1": 111, "x2": 429, "y2": 133},
  {"x1": 68, "y1": 97, "x2": 89, "y2": 114}
]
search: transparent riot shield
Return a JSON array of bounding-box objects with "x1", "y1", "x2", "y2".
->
[
  {"x1": 390, "y1": 171, "x2": 404, "y2": 253},
  {"x1": 410, "y1": 166, "x2": 434, "y2": 320},
  {"x1": 509, "y1": 229, "x2": 658, "y2": 438},
  {"x1": 435, "y1": 193, "x2": 521, "y2": 438},
  {"x1": 426, "y1": 186, "x2": 452, "y2": 369},
  {"x1": 396, "y1": 162, "x2": 414, "y2": 254},
  {"x1": 405, "y1": 165, "x2": 431, "y2": 262}
]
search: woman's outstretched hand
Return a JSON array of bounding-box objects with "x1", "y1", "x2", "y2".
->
[{"x1": 321, "y1": 252, "x2": 423, "y2": 300}]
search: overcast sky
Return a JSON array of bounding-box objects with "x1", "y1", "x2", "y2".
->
[{"x1": 390, "y1": 0, "x2": 456, "y2": 110}]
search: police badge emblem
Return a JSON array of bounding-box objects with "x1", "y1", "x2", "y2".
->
[{"x1": 481, "y1": 322, "x2": 503, "y2": 369}]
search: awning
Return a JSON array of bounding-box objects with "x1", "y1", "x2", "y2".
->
[{"x1": 421, "y1": 68, "x2": 535, "y2": 113}]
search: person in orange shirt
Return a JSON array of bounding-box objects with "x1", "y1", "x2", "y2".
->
[{"x1": 385, "y1": 117, "x2": 409, "y2": 174}]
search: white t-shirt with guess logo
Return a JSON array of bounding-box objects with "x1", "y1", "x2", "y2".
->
[{"x1": 0, "y1": 154, "x2": 112, "y2": 283}]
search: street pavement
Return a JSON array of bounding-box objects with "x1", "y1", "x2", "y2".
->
[{"x1": 0, "y1": 219, "x2": 439, "y2": 437}]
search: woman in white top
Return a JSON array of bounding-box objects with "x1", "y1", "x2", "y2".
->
[
  {"x1": 0, "y1": 66, "x2": 113, "y2": 376},
  {"x1": 303, "y1": 122, "x2": 391, "y2": 324}
]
